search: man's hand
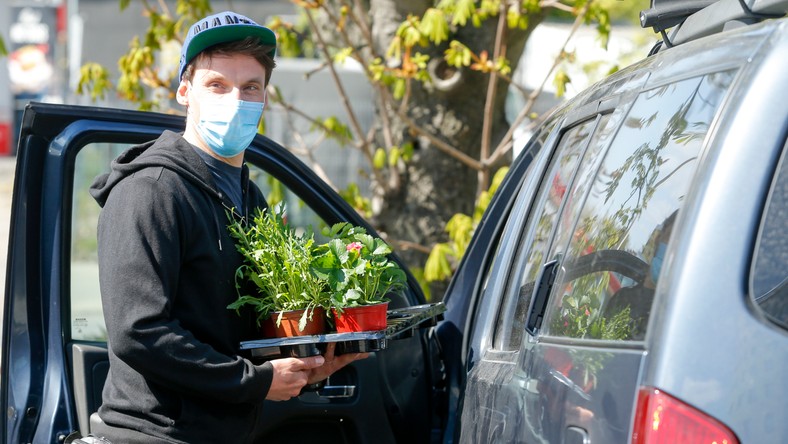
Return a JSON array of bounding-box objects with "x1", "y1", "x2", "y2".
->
[
  {"x1": 307, "y1": 343, "x2": 369, "y2": 385},
  {"x1": 266, "y1": 355, "x2": 326, "y2": 401},
  {"x1": 265, "y1": 343, "x2": 369, "y2": 401}
]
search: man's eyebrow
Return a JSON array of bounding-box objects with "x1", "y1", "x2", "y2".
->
[
  {"x1": 201, "y1": 72, "x2": 225, "y2": 82},
  {"x1": 243, "y1": 77, "x2": 265, "y2": 86}
]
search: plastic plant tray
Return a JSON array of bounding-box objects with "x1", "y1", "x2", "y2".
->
[{"x1": 240, "y1": 302, "x2": 446, "y2": 359}]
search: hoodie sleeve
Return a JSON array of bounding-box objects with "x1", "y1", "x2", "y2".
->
[{"x1": 97, "y1": 169, "x2": 273, "y2": 404}]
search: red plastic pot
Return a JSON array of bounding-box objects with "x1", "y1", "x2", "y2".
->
[{"x1": 333, "y1": 302, "x2": 389, "y2": 333}]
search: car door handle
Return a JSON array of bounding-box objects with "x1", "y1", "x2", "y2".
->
[
  {"x1": 317, "y1": 385, "x2": 356, "y2": 398},
  {"x1": 524, "y1": 378, "x2": 539, "y2": 394},
  {"x1": 526, "y1": 259, "x2": 560, "y2": 335}
]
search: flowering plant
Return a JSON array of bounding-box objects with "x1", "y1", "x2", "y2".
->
[
  {"x1": 226, "y1": 207, "x2": 327, "y2": 330},
  {"x1": 311, "y1": 222, "x2": 407, "y2": 312}
]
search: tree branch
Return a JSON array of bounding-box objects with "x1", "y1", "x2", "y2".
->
[
  {"x1": 302, "y1": 8, "x2": 388, "y2": 189},
  {"x1": 478, "y1": 1, "x2": 510, "y2": 195},
  {"x1": 488, "y1": 0, "x2": 594, "y2": 165}
]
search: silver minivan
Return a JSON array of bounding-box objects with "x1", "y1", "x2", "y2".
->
[{"x1": 452, "y1": 1, "x2": 788, "y2": 442}]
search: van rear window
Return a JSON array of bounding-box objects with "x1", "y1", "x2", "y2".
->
[{"x1": 751, "y1": 140, "x2": 788, "y2": 331}]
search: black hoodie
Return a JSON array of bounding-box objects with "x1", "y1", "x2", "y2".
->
[{"x1": 89, "y1": 130, "x2": 272, "y2": 443}]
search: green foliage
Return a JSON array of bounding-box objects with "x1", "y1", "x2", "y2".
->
[
  {"x1": 340, "y1": 183, "x2": 372, "y2": 218},
  {"x1": 226, "y1": 206, "x2": 327, "y2": 327},
  {"x1": 77, "y1": 63, "x2": 113, "y2": 101},
  {"x1": 553, "y1": 69, "x2": 571, "y2": 98},
  {"x1": 117, "y1": 37, "x2": 153, "y2": 106},
  {"x1": 78, "y1": 0, "x2": 211, "y2": 110},
  {"x1": 589, "y1": 306, "x2": 632, "y2": 340},
  {"x1": 266, "y1": 176, "x2": 285, "y2": 208},
  {"x1": 312, "y1": 222, "x2": 407, "y2": 312},
  {"x1": 333, "y1": 46, "x2": 354, "y2": 63},
  {"x1": 424, "y1": 243, "x2": 455, "y2": 283},
  {"x1": 312, "y1": 116, "x2": 353, "y2": 143},
  {"x1": 0, "y1": 37, "x2": 7, "y2": 57},
  {"x1": 439, "y1": 0, "x2": 476, "y2": 26},
  {"x1": 550, "y1": 272, "x2": 632, "y2": 340},
  {"x1": 424, "y1": 166, "x2": 509, "y2": 283},
  {"x1": 585, "y1": 0, "x2": 612, "y2": 49},
  {"x1": 373, "y1": 148, "x2": 387, "y2": 170},
  {"x1": 445, "y1": 41, "x2": 473, "y2": 68},
  {"x1": 228, "y1": 207, "x2": 406, "y2": 324},
  {"x1": 420, "y1": 9, "x2": 450, "y2": 45}
]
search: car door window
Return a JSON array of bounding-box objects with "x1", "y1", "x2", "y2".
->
[
  {"x1": 70, "y1": 142, "x2": 328, "y2": 341},
  {"x1": 751, "y1": 139, "x2": 788, "y2": 330},
  {"x1": 71, "y1": 142, "x2": 129, "y2": 341},
  {"x1": 543, "y1": 71, "x2": 735, "y2": 341},
  {"x1": 493, "y1": 118, "x2": 599, "y2": 351}
]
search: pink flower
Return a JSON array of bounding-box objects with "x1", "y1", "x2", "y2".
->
[
  {"x1": 346, "y1": 242, "x2": 362, "y2": 253},
  {"x1": 584, "y1": 309, "x2": 590, "y2": 316}
]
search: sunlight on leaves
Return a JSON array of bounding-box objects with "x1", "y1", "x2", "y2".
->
[
  {"x1": 445, "y1": 41, "x2": 472, "y2": 68},
  {"x1": 77, "y1": 63, "x2": 113, "y2": 101},
  {"x1": 419, "y1": 8, "x2": 449, "y2": 45}
]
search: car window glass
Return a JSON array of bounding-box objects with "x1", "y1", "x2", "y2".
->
[
  {"x1": 543, "y1": 71, "x2": 735, "y2": 341},
  {"x1": 71, "y1": 143, "x2": 129, "y2": 341},
  {"x1": 751, "y1": 140, "x2": 788, "y2": 330},
  {"x1": 70, "y1": 144, "x2": 326, "y2": 341},
  {"x1": 493, "y1": 119, "x2": 597, "y2": 351}
]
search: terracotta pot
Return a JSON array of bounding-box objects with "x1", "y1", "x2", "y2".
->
[
  {"x1": 270, "y1": 307, "x2": 326, "y2": 337},
  {"x1": 260, "y1": 316, "x2": 277, "y2": 338},
  {"x1": 333, "y1": 302, "x2": 389, "y2": 333}
]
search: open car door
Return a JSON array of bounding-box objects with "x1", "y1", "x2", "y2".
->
[{"x1": 1, "y1": 102, "x2": 444, "y2": 443}]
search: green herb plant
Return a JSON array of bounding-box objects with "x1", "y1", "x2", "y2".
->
[
  {"x1": 226, "y1": 207, "x2": 327, "y2": 331},
  {"x1": 312, "y1": 222, "x2": 407, "y2": 314}
]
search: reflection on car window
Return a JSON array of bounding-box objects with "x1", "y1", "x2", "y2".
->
[
  {"x1": 752, "y1": 140, "x2": 788, "y2": 330},
  {"x1": 493, "y1": 119, "x2": 597, "y2": 351},
  {"x1": 70, "y1": 144, "x2": 326, "y2": 341},
  {"x1": 543, "y1": 71, "x2": 735, "y2": 341}
]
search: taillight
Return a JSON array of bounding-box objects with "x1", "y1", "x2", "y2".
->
[{"x1": 632, "y1": 387, "x2": 739, "y2": 444}]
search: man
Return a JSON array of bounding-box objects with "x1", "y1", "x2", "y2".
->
[{"x1": 88, "y1": 11, "x2": 364, "y2": 443}]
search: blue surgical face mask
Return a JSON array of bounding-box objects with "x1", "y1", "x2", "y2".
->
[
  {"x1": 195, "y1": 98, "x2": 264, "y2": 158},
  {"x1": 650, "y1": 242, "x2": 667, "y2": 283}
]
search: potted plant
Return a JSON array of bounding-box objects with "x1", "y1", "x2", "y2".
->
[
  {"x1": 226, "y1": 207, "x2": 328, "y2": 337},
  {"x1": 312, "y1": 222, "x2": 407, "y2": 332}
]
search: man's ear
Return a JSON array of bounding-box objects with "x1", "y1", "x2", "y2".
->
[{"x1": 176, "y1": 80, "x2": 189, "y2": 106}]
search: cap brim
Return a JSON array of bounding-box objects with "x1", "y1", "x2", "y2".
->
[{"x1": 185, "y1": 24, "x2": 277, "y2": 64}]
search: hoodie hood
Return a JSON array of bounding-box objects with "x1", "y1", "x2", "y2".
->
[{"x1": 90, "y1": 130, "x2": 219, "y2": 208}]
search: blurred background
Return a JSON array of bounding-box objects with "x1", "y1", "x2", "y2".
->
[{"x1": 0, "y1": 0, "x2": 654, "y2": 294}]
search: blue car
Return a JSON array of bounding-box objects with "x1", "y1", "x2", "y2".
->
[{"x1": 4, "y1": 1, "x2": 788, "y2": 443}]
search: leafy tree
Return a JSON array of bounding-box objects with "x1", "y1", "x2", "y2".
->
[{"x1": 79, "y1": 0, "x2": 638, "y2": 299}]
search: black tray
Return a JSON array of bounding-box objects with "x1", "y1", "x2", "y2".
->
[{"x1": 240, "y1": 302, "x2": 445, "y2": 359}]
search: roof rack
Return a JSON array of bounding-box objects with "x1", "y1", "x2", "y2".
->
[
  {"x1": 640, "y1": 0, "x2": 717, "y2": 32},
  {"x1": 641, "y1": 0, "x2": 788, "y2": 51}
]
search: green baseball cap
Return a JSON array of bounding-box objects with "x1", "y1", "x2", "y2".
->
[{"x1": 178, "y1": 11, "x2": 277, "y2": 80}]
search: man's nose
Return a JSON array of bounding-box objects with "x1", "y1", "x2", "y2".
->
[{"x1": 228, "y1": 88, "x2": 242, "y2": 100}]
